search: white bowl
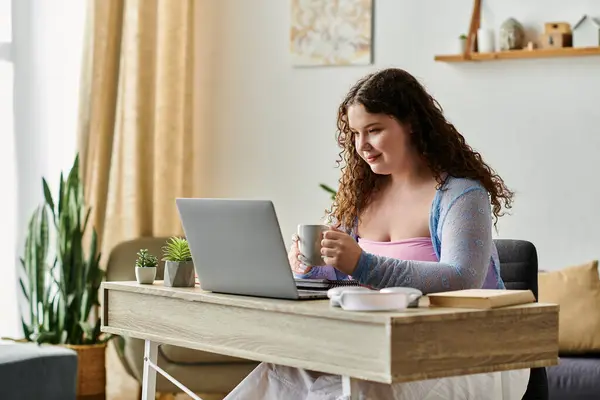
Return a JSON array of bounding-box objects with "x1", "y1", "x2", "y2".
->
[
  {"x1": 338, "y1": 287, "x2": 422, "y2": 311},
  {"x1": 328, "y1": 287, "x2": 372, "y2": 307}
]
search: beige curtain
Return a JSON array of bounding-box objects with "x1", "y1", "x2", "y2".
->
[{"x1": 78, "y1": 0, "x2": 201, "y2": 263}]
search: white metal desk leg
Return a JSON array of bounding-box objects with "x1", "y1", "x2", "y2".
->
[
  {"x1": 342, "y1": 376, "x2": 359, "y2": 400},
  {"x1": 141, "y1": 340, "x2": 159, "y2": 400}
]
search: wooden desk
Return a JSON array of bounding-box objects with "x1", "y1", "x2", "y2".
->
[{"x1": 101, "y1": 281, "x2": 559, "y2": 400}]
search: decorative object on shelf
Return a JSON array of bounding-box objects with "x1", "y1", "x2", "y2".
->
[
  {"x1": 433, "y1": 0, "x2": 600, "y2": 62},
  {"x1": 541, "y1": 22, "x2": 572, "y2": 49},
  {"x1": 499, "y1": 18, "x2": 525, "y2": 50},
  {"x1": 162, "y1": 236, "x2": 195, "y2": 287},
  {"x1": 290, "y1": 0, "x2": 373, "y2": 66},
  {"x1": 572, "y1": 15, "x2": 600, "y2": 48},
  {"x1": 477, "y1": 28, "x2": 495, "y2": 53},
  {"x1": 16, "y1": 154, "x2": 110, "y2": 399},
  {"x1": 459, "y1": 34, "x2": 468, "y2": 54},
  {"x1": 135, "y1": 249, "x2": 158, "y2": 284}
]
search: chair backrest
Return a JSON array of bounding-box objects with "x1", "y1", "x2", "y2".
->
[
  {"x1": 494, "y1": 239, "x2": 548, "y2": 400},
  {"x1": 494, "y1": 239, "x2": 539, "y2": 301}
]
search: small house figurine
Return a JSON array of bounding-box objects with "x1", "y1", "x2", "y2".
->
[
  {"x1": 540, "y1": 22, "x2": 572, "y2": 49},
  {"x1": 572, "y1": 15, "x2": 600, "y2": 48}
]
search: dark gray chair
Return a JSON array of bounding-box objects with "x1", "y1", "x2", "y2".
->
[
  {"x1": 495, "y1": 239, "x2": 549, "y2": 400},
  {"x1": 0, "y1": 343, "x2": 78, "y2": 400}
]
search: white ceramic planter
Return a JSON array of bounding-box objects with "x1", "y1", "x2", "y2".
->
[{"x1": 135, "y1": 266, "x2": 157, "y2": 284}]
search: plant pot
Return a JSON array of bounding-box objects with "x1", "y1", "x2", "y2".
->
[
  {"x1": 459, "y1": 38, "x2": 467, "y2": 53},
  {"x1": 62, "y1": 343, "x2": 107, "y2": 400},
  {"x1": 135, "y1": 266, "x2": 157, "y2": 284},
  {"x1": 164, "y1": 260, "x2": 195, "y2": 287}
]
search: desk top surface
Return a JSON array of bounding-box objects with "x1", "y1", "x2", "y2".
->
[{"x1": 102, "y1": 280, "x2": 557, "y2": 324}]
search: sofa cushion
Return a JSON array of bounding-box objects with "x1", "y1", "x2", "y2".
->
[
  {"x1": 160, "y1": 344, "x2": 253, "y2": 364},
  {"x1": 0, "y1": 343, "x2": 78, "y2": 400},
  {"x1": 538, "y1": 260, "x2": 600, "y2": 354},
  {"x1": 547, "y1": 356, "x2": 600, "y2": 400}
]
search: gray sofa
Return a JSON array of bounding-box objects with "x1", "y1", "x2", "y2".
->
[
  {"x1": 547, "y1": 355, "x2": 600, "y2": 400},
  {"x1": 498, "y1": 239, "x2": 600, "y2": 400},
  {"x1": 0, "y1": 343, "x2": 78, "y2": 399}
]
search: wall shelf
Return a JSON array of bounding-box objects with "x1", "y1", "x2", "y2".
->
[{"x1": 435, "y1": 46, "x2": 600, "y2": 62}]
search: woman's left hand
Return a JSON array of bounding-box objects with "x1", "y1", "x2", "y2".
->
[{"x1": 321, "y1": 227, "x2": 362, "y2": 275}]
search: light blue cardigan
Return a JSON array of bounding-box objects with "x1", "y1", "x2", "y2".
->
[{"x1": 295, "y1": 176, "x2": 505, "y2": 294}]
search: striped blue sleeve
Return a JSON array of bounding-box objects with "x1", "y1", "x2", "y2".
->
[
  {"x1": 293, "y1": 265, "x2": 337, "y2": 280},
  {"x1": 293, "y1": 265, "x2": 352, "y2": 280}
]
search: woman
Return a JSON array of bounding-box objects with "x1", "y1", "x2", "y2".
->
[{"x1": 225, "y1": 68, "x2": 529, "y2": 399}]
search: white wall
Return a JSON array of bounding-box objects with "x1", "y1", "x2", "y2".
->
[
  {"x1": 201, "y1": 0, "x2": 600, "y2": 271},
  {"x1": 5, "y1": 0, "x2": 85, "y2": 338}
]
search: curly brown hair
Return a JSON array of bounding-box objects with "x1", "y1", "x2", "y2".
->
[{"x1": 330, "y1": 68, "x2": 513, "y2": 230}]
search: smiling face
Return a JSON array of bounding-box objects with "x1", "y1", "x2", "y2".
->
[
  {"x1": 332, "y1": 68, "x2": 514, "y2": 232},
  {"x1": 347, "y1": 103, "x2": 413, "y2": 176}
]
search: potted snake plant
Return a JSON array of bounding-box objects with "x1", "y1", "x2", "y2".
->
[
  {"x1": 135, "y1": 249, "x2": 158, "y2": 284},
  {"x1": 162, "y1": 236, "x2": 195, "y2": 287},
  {"x1": 17, "y1": 154, "x2": 111, "y2": 399}
]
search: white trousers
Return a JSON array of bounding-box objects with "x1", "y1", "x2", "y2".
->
[{"x1": 224, "y1": 363, "x2": 530, "y2": 400}]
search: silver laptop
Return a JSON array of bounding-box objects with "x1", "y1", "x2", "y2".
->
[{"x1": 175, "y1": 198, "x2": 328, "y2": 300}]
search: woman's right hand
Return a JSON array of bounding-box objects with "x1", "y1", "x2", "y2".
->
[{"x1": 289, "y1": 234, "x2": 312, "y2": 276}]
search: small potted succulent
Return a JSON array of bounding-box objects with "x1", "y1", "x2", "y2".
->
[
  {"x1": 162, "y1": 236, "x2": 195, "y2": 287},
  {"x1": 135, "y1": 249, "x2": 158, "y2": 284}
]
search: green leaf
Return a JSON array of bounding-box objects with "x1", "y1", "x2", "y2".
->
[
  {"x1": 60, "y1": 330, "x2": 68, "y2": 344},
  {"x1": 135, "y1": 248, "x2": 158, "y2": 268},
  {"x1": 80, "y1": 289, "x2": 90, "y2": 322},
  {"x1": 67, "y1": 293, "x2": 77, "y2": 308},
  {"x1": 319, "y1": 183, "x2": 337, "y2": 195},
  {"x1": 82, "y1": 207, "x2": 91, "y2": 235},
  {"x1": 92, "y1": 319, "x2": 101, "y2": 342},
  {"x1": 79, "y1": 321, "x2": 94, "y2": 342},
  {"x1": 57, "y1": 172, "x2": 64, "y2": 220},
  {"x1": 115, "y1": 335, "x2": 126, "y2": 356},
  {"x1": 161, "y1": 237, "x2": 192, "y2": 262},
  {"x1": 319, "y1": 183, "x2": 337, "y2": 201},
  {"x1": 36, "y1": 331, "x2": 58, "y2": 345},
  {"x1": 19, "y1": 278, "x2": 29, "y2": 302},
  {"x1": 57, "y1": 295, "x2": 66, "y2": 342},
  {"x1": 38, "y1": 206, "x2": 49, "y2": 307},
  {"x1": 21, "y1": 319, "x2": 31, "y2": 341},
  {"x1": 42, "y1": 178, "x2": 55, "y2": 215}
]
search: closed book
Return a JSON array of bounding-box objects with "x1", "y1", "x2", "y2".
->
[{"x1": 427, "y1": 289, "x2": 536, "y2": 309}]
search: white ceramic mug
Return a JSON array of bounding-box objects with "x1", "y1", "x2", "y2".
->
[{"x1": 297, "y1": 224, "x2": 328, "y2": 266}]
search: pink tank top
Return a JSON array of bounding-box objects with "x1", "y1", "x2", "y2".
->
[{"x1": 357, "y1": 237, "x2": 438, "y2": 262}]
